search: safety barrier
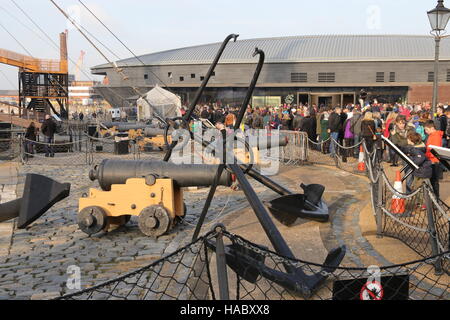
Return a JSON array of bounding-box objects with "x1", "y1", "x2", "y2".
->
[
  {"x1": 18, "y1": 133, "x2": 163, "y2": 166},
  {"x1": 58, "y1": 225, "x2": 449, "y2": 300},
  {"x1": 20, "y1": 137, "x2": 90, "y2": 166},
  {"x1": 278, "y1": 130, "x2": 308, "y2": 165},
  {"x1": 0, "y1": 127, "x2": 23, "y2": 161},
  {"x1": 363, "y1": 143, "x2": 450, "y2": 275}
]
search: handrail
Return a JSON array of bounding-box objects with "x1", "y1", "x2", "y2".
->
[{"x1": 0, "y1": 48, "x2": 68, "y2": 73}]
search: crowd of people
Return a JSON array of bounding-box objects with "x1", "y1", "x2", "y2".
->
[
  {"x1": 23, "y1": 100, "x2": 450, "y2": 198},
  {"x1": 187, "y1": 102, "x2": 450, "y2": 198}
]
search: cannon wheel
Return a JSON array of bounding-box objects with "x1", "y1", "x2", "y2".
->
[
  {"x1": 138, "y1": 205, "x2": 172, "y2": 238},
  {"x1": 77, "y1": 206, "x2": 107, "y2": 236}
]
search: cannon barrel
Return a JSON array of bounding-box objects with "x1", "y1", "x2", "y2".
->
[
  {"x1": 206, "y1": 134, "x2": 288, "y2": 154},
  {"x1": 101, "y1": 122, "x2": 142, "y2": 129},
  {"x1": 143, "y1": 128, "x2": 169, "y2": 137},
  {"x1": 100, "y1": 123, "x2": 168, "y2": 137},
  {"x1": 247, "y1": 135, "x2": 288, "y2": 150},
  {"x1": 90, "y1": 160, "x2": 234, "y2": 191}
]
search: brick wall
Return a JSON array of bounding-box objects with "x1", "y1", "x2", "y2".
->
[{"x1": 408, "y1": 84, "x2": 450, "y2": 104}]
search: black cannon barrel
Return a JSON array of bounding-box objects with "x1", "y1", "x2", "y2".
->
[
  {"x1": 143, "y1": 128, "x2": 169, "y2": 137},
  {"x1": 248, "y1": 135, "x2": 289, "y2": 150},
  {"x1": 101, "y1": 122, "x2": 141, "y2": 129},
  {"x1": 100, "y1": 123, "x2": 169, "y2": 136},
  {"x1": 206, "y1": 134, "x2": 288, "y2": 154},
  {"x1": 90, "y1": 160, "x2": 234, "y2": 191}
]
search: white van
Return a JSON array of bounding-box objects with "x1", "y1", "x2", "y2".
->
[{"x1": 109, "y1": 108, "x2": 121, "y2": 121}]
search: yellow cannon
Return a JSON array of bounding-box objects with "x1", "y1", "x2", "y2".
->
[{"x1": 78, "y1": 160, "x2": 233, "y2": 238}]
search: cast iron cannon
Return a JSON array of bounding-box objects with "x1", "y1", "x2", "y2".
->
[{"x1": 80, "y1": 160, "x2": 233, "y2": 237}]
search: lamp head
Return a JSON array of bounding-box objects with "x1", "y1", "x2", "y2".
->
[{"x1": 428, "y1": 0, "x2": 450, "y2": 33}]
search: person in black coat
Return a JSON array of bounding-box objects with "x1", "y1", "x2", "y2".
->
[
  {"x1": 200, "y1": 106, "x2": 209, "y2": 119},
  {"x1": 40, "y1": 115, "x2": 57, "y2": 157},
  {"x1": 327, "y1": 106, "x2": 342, "y2": 156},
  {"x1": 24, "y1": 122, "x2": 37, "y2": 157},
  {"x1": 299, "y1": 111, "x2": 317, "y2": 142},
  {"x1": 436, "y1": 106, "x2": 447, "y2": 147},
  {"x1": 401, "y1": 132, "x2": 432, "y2": 196}
]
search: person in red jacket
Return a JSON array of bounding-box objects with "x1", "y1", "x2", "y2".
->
[{"x1": 424, "y1": 120, "x2": 444, "y2": 198}]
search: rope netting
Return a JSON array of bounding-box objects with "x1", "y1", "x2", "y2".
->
[
  {"x1": 59, "y1": 231, "x2": 217, "y2": 300},
  {"x1": 20, "y1": 137, "x2": 91, "y2": 166},
  {"x1": 363, "y1": 145, "x2": 450, "y2": 275},
  {"x1": 58, "y1": 227, "x2": 449, "y2": 300},
  {"x1": 18, "y1": 133, "x2": 159, "y2": 166}
]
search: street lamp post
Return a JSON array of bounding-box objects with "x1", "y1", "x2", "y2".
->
[{"x1": 428, "y1": 0, "x2": 450, "y2": 119}]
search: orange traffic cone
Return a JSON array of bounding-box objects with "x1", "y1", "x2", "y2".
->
[
  {"x1": 357, "y1": 146, "x2": 366, "y2": 172},
  {"x1": 391, "y1": 171, "x2": 405, "y2": 214}
]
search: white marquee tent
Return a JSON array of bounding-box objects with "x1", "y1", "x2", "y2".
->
[{"x1": 136, "y1": 85, "x2": 182, "y2": 121}]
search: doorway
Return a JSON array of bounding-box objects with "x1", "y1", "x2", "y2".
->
[
  {"x1": 318, "y1": 96, "x2": 332, "y2": 107},
  {"x1": 298, "y1": 94, "x2": 310, "y2": 105},
  {"x1": 343, "y1": 94, "x2": 355, "y2": 105}
]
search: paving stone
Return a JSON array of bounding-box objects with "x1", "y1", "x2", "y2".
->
[
  {"x1": 30, "y1": 292, "x2": 61, "y2": 300},
  {"x1": 13, "y1": 290, "x2": 38, "y2": 299},
  {"x1": 80, "y1": 263, "x2": 96, "y2": 272},
  {"x1": 115, "y1": 257, "x2": 134, "y2": 262},
  {"x1": 0, "y1": 262, "x2": 20, "y2": 269}
]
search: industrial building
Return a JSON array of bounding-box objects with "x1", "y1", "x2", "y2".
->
[{"x1": 91, "y1": 35, "x2": 450, "y2": 108}]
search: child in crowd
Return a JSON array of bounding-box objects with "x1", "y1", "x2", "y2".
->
[
  {"x1": 402, "y1": 132, "x2": 432, "y2": 194},
  {"x1": 424, "y1": 120, "x2": 443, "y2": 198},
  {"x1": 389, "y1": 115, "x2": 415, "y2": 167}
]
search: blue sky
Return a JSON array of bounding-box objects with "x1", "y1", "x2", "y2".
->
[{"x1": 0, "y1": 0, "x2": 443, "y2": 89}]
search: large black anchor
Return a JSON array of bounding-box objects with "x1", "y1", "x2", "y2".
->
[
  {"x1": 0, "y1": 174, "x2": 70, "y2": 229},
  {"x1": 162, "y1": 46, "x2": 345, "y2": 297}
]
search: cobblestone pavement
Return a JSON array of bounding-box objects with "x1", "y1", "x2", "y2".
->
[
  {"x1": 3, "y1": 152, "x2": 440, "y2": 300},
  {"x1": 0, "y1": 155, "x2": 273, "y2": 300},
  {"x1": 0, "y1": 163, "x2": 18, "y2": 268}
]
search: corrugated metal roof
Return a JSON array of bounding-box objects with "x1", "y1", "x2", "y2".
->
[{"x1": 92, "y1": 35, "x2": 450, "y2": 69}]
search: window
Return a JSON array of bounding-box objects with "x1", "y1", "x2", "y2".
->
[
  {"x1": 211, "y1": 71, "x2": 215, "y2": 76},
  {"x1": 291, "y1": 73, "x2": 307, "y2": 83},
  {"x1": 389, "y1": 72, "x2": 396, "y2": 82},
  {"x1": 447, "y1": 70, "x2": 450, "y2": 82},
  {"x1": 376, "y1": 72, "x2": 385, "y2": 82},
  {"x1": 144, "y1": 74, "x2": 148, "y2": 80},
  {"x1": 252, "y1": 96, "x2": 282, "y2": 107},
  {"x1": 179, "y1": 76, "x2": 184, "y2": 82},
  {"x1": 318, "y1": 72, "x2": 335, "y2": 83},
  {"x1": 428, "y1": 72, "x2": 434, "y2": 82},
  {"x1": 200, "y1": 76, "x2": 205, "y2": 81},
  {"x1": 168, "y1": 72, "x2": 172, "y2": 78},
  {"x1": 191, "y1": 74, "x2": 196, "y2": 79}
]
